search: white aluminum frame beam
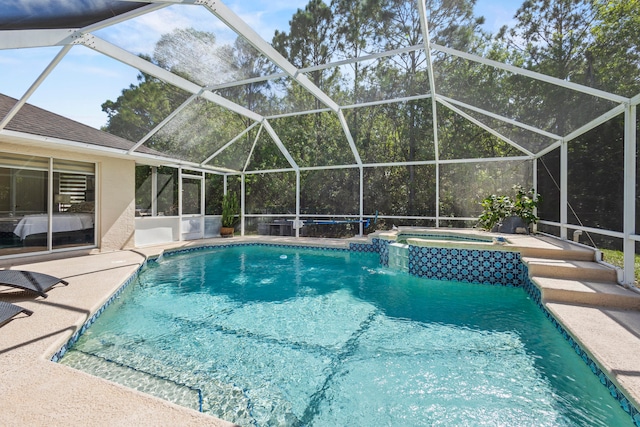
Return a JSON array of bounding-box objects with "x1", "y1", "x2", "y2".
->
[
  {"x1": 0, "y1": 45, "x2": 72, "y2": 130},
  {"x1": 437, "y1": 97, "x2": 535, "y2": 157},
  {"x1": 197, "y1": 0, "x2": 341, "y2": 113},
  {"x1": 128, "y1": 92, "x2": 202, "y2": 154},
  {"x1": 206, "y1": 45, "x2": 425, "y2": 93},
  {"x1": 536, "y1": 103, "x2": 627, "y2": 158},
  {"x1": 623, "y1": 104, "x2": 636, "y2": 285},
  {"x1": 417, "y1": 0, "x2": 442, "y2": 227},
  {"x1": 262, "y1": 120, "x2": 299, "y2": 171},
  {"x1": 240, "y1": 155, "x2": 531, "y2": 173},
  {"x1": 341, "y1": 94, "x2": 433, "y2": 110},
  {"x1": 243, "y1": 123, "x2": 263, "y2": 173},
  {"x1": 437, "y1": 95, "x2": 562, "y2": 140},
  {"x1": 433, "y1": 44, "x2": 629, "y2": 104},
  {"x1": 76, "y1": 35, "x2": 263, "y2": 122},
  {"x1": 201, "y1": 122, "x2": 259, "y2": 167},
  {"x1": 337, "y1": 110, "x2": 362, "y2": 165},
  {"x1": 0, "y1": 29, "x2": 74, "y2": 49}
]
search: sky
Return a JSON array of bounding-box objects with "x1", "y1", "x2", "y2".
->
[{"x1": 0, "y1": 0, "x2": 518, "y2": 130}]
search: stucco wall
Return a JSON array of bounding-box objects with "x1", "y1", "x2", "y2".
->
[
  {"x1": 0, "y1": 141, "x2": 136, "y2": 252},
  {"x1": 97, "y1": 156, "x2": 135, "y2": 251}
]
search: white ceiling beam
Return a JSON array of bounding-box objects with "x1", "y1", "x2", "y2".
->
[
  {"x1": 77, "y1": 34, "x2": 263, "y2": 122},
  {"x1": 0, "y1": 4, "x2": 168, "y2": 50},
  {"x1": 337, "y1": 109, "x2": 362, "y2": 165},
  {"x1": 437, "y1": 95, "x2": 562, "y2": 140},
  {"x1": 201, "y1": 122, "x2": 259, "y2": 166},
  {"x1": 242, "y1": 168, "x2": 297, "y2": 175},
  {"x1": 238, "y1": 155, "x2": 532, "y2": 175},
  {"x1": 197, "y1": 0, "x2": 341, "y2": 113},
  {"x1": 535, "y1": 141, "x2": 561, "y2": 158},
  {"x1": 535, "y1": 103, "x2": 628, "y2": 158},
  {"x1": 433, "y1": 43, "x2": 629, "y2": 104},
  {"x1": 243, "y1": 124, "x2": 263, "y2": 173},
  {"x1": 341, "y1": 94, "x2": 433, "y2": 110},
  {"x1": 206, "y1": 45, "x2": 426, "y2": 92},
  {"x1": 262, "y1": 120, "x2": 299, "y2": 171},
  {"x1": 0, "y1": 29, "x2": 74, "y2": 49},
  {"x1": 207, "y1": 73, "x2": 286, "y2": 91},
  {"x1": 266, "y1": 108, "x2": 333, "y2": 120},
  {"x1": 129, "y1": 92, "x2": 201, "y2": 154},
  {"x1": 80, "y1": 3, "x2": 169, "y2": 33},
  {"x1": 301, "y1": 44, "x2": 424, "y2": 73},
  {"x1": 562, "y1": 103, "x2": 626, "y2": 144},
  {"x1": 437, "y1": 96, "x2": 535, "y2": 157}
]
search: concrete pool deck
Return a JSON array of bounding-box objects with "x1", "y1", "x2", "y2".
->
[{"x1": 1, "y1": 233, "x2": 639, "y2": 425}]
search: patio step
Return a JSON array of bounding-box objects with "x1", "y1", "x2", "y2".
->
[
  {"x1": 522, "y1": 257, "x2": 617, "y2": 283},
  {"x1": 533, "y1": 276, "x2": 640, "y2": 310},
  {"x1": 517, "y1": 245, "x2": 595, "y2": 262},
  {"x1": 515, "y1": 235, "x2": 596, "y2": 261}
]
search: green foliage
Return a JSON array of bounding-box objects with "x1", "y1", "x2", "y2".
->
[
  {"x1": 478, "y1": 194, "x2": 513, "y2": 231},
  {"x1": 478, "y1": 185, "x2": 541, "y2": 231},
  {"x1": 221, "y1": 192, "x2": 240, "y2": 228},
  {"x1": 600, "y1": 249, "x2": 640, "y2": 283}
]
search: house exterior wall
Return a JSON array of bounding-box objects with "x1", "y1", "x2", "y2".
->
[{"x1": 0, "y1": 141, "x2": 136, "y2": 252}]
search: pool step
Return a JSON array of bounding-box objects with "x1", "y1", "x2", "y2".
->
[
  {"x1": 522, "y1": 257, "x2": 617, "y2": 283},
  {"x1": 515, "y1": 236, "x2": 596, "y2": 262},
  {"x1": 60, "y1": 350, "x2": 203, "y2": 411},
  {"x1": 533, "y1": 277, "x2": 640, "y2": 310}
]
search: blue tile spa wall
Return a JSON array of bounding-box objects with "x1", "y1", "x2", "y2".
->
[{"x1": 408, "y1": 246, "x2": 527, "y2": 287}]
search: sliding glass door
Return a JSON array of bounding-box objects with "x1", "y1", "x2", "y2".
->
[{"x1": 0, "y1": 153, "x2": 95, "y2": 257}]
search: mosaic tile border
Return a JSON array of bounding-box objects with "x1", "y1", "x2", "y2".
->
[
  {"x1": 407, "y1": 246, "x2": 527, "y2": 287},
  {"x1": 398, "y1": 233, "x2": 490, "y2": 243},
  {"x1": 522, "y1": 274, "x2": 640, "y2": 426},
  {"x1": 160, "y1": 242, "x2": 353, "y2": 259},
  {"x1": 50, "y1": 260, "x2": 148, "y2": 363}
]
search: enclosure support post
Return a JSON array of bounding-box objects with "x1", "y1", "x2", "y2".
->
[
  {"x1": 532, "y1": 158, "x2": 538, "y2": 234},
  {"x1": 623, "y1": 104, "x2": 636, "y2": 286},
  {"x1": 178, "y1": 168, "x2": 183, "y2": 241},
  {"x1": 416, "y1": 0, "x2": 440, "y2": 228},
  {"x1": 560, "y1": 140, "x2": 568, "y2": 240},
  {"x1": 359, "y1": 166, "x2": 364, "y2": 236},
  {"x1": 296, "y1": 170, "x2": 301, "y2": 238},
  {"x1": 240, "y1": 174, "x2": 245, "y2": 237},
  {"x1": 151, "y1": 167, "x2": 158, "y2": 217}
]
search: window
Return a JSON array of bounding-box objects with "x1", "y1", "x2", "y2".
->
[{"x1": 0, "y1": 154, "x2": 95, "y2": 256}]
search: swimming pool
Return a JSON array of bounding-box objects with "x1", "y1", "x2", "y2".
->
[{"x1": 59, "y1": 245, "x2": 633, "y2": 426}]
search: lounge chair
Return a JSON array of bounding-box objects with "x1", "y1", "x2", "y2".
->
[
  {"x1": 0, "y1": 301, "x2": 33, "y2": 327},
  {"x1": 0, "y1": 270, "x2": 68, "y2": 298}
]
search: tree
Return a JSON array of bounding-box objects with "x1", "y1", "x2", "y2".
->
[
  {"x1": 101, "y1": 65, "x2": 191, "y2": 143},
  {"x1": 589, "y1": 0, "x2": 640, "y2": 96}
]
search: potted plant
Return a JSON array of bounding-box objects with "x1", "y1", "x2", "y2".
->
[
  {"x1": 220, "y1": 191, "x2": 240, "y2": 237},
  {"x1": 478, "y1": 185, "x2": 541, "y2": 233}
]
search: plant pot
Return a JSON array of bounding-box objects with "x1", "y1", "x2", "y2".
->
[
  {"x1": 497, "y1": 216, "x2": 528, "y2": 234},
  {"x1": 220, "y1": 227, "x2": 235, "y2": 238}
]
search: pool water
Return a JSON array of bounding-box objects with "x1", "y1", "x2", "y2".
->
[{"x1": 60, "y1": 245, "x2": 632, "y2": 426}]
